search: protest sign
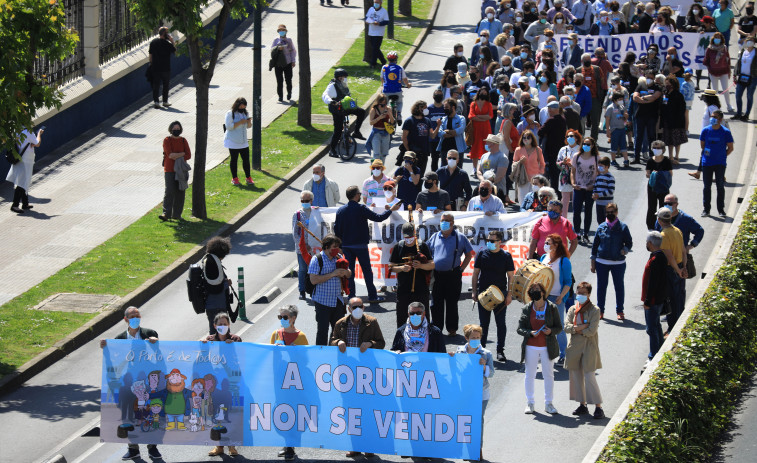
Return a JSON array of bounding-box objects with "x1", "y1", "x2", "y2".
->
[
  {"x1": 554, "y1": 32, "x2": 714, "y2": 70},
  {"x1": 101, "y1": 341, "x2": 483, "y2": 459},
  {"x1": 303, "y1": 209, "x2": 543, "y2": 286}
]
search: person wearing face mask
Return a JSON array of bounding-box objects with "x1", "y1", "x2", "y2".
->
[
  {"x1": 270, "y1": 24, "x2": 296, "y2": 102},
  {"x1": 467, "y1": 88, "x2": 495, "y2": 172},
  {"x1": 367, "y1": 94, "x2": 396, "y2": 164},
  {"x1": 572, "y1": 77, "x2": 593, "y2": 132},
  {"x1": 452, "y1": 324, "x2": 494, "y2": 459},
  {"x1": 471, "y1": 30, "x2": 500, "y2": 68},
  {"x1": 365, "y1": 0, "x2": 390, "y2": 69},
  {"x1": 590, "y1": 202, "x2": 632, "y2": 320},
  {"x1": 590, "y1": 10, "x2": 617, "y2": 35},
  {"x1": 572, "y1": 0, "x2": 595, "y2": 35},
  {"x1": 579, "y1": 53, "x2": 606, "y2": 140},
  {"x1": 732, "y1": 35, "x2": 757, "y2": 122},
  {"x1": 476, "y1": 133, "x2": 509, "y2": 191},
  {"x1": 529, "y1": 199, "x2": 579, "y2": 258},
  {"x1": 713, "y1": 0, "x2": 735, "y2": 46},
  {"x1": 556, "y1": 130, "x2": 581, "y2": 215},
  {"x1": 308, "y1": 234, "x2": 351, "y2": 346},
  {"x1": 644, "y1": 140, "x2": 673, "y2": 229},
  {"x1": 100, "y1": 306, "x2": 161, "y2": 461},
  {"x1": 402, "y1": 102, "x2": 439, "y2": 175},
  {"x1": 437, "y1": 98, "x2": 468, "y2": 166},
  {"x1": 436, "y1": 149, "x2": 472, "y2": 210},
  {"x1": 539, "y1": 234, "x2": 572, "y2": 362},
  {"x1": 631, "y1": 75, "x2": 662, "y2": 163},
  {"x1": 224, "y1": 98, "x2": 253, "y2": 186},
  {"x1": 621, "y1": 0, "x2": 641, "y2": 27},
  {"x1": 427, "y1": 90, "x2": 448, "y2": 171},
  {"x1": 654, "y1": 193, "x2": 705, "y2": 282},
  {"x1": 660, "y1": 76, "x2": 687, "y2": 165},
  {"x1": 656, "y1": 207, "x2": 688, "y2": 336},
  {"x1": 293, "y1": 191, "x2": 316, "y2": 300},
  {"x1": 699, "y1": 110, "x2": 733, "y2": 217},
  {"x1": 517, "y1": 282, "x2": 562, "y2": 414},
  {"x1": 493, "y1": 32, "x2": 513, "y2": 62},
  {"x1": 392, "y1": 302, "x2": 445, "y2": 352},
  {"x1": 512, "y1": 128, "x2": 545, "y2": 202},
  {"x1": 522, "y1": 1, "x2": 539, "y2": 25},
  {"x1": 443, "y1": 44, "x2": 469, "y2": 73},
  {"x1": 703, "y1": 32, "x2": 734, "y2": 112},
  {"x1": 148, "y1": 27, "x2": 176, "y2": 109},
  {"x1": 564, "y1": 282, "x2": 605, "y2": 419},
  {"x1": 660, "y1": 47, "x2": 683, "y2": 78},
  {"x1": 640, "y1": 231, "x2": 668, "y2": 369},
  {"x1": 548, "y1": 0, "x2": 575, "y2": 22},
  {"x1": 389, "y1": 225, "x2": 435, "y2": 327},
  {"x1": 427, "y1": 212, "x2": 475, "y2": 337},
  {"x1": 510, "y1": 61, "x2": 537, "y2": 93},
  {"x1": 684, "y1": 3, "x2": 704, "y2": 32},
  {"x1": 516, "y1": 103, "x2": 541, "y2": 141},
  {"x1": 638, "y1": 2, "x2": 655, "y2": 33},
  {"x1": 160, "y1": 121, "x2": 191, "y2": 221},
  {"x1": 416, "y1": 171, "x2": 452, "y2": 213},
  {"x1": 604, "y1": 92, "x2": 630, "y2": 167},
  {"x1": 323, "y1": 69, "x2": 368, "y2": 156},
  {"x1": 478, "y1": 6, "x2": 504, "y2": 38},
  {"x1": 201, "y1": 237, "x2": 235, "y2": 335},
  {"x1": 570, "y1": 137, "x2": 599, "y2": 243},
  {"x1": 591, "y1": 155, "x2": 615, "y2": 219},
  {"x1": 381, "y1": 51, "x2": 411, "y2": 122},
  {"x1": 362, "y1": 159, "x2": 392, "y2": 205},
  {"x1": 204, "y1": 312, "x2": 242, "y2": 344},
  {"x1": 737, "y1": 6, "x2": 756, "y2": 44},
  {"x1": 303, "y1": 164, "x2": 339, "y2": 207},
  {"x1": 561, "y1": 33, "x2": 584, "y2": 69},
  {"x1": 524, "y1": 10, "x2": 550, "y2": 51},
  {"x1": 467, "y1": 179, "x2": 507, "y2": 215}
]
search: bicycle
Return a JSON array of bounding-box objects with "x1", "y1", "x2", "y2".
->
[
  {"x1": 140, "y1": 414, "x2": 157, "y2": 432},
  {"x1": 335, "y1": 113, "x2": 357, "y2": 161}
]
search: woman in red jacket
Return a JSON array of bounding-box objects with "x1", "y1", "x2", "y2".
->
[{"x1": 160, "y1": 121, "x2": 192, "y2": 221}]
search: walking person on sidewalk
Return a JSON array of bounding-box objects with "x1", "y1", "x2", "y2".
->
[
  {"x1": 160, "y1": 121, "x2": 191, "y2": 221},
  {"x1": 7, "y1": 127, "x2": 43, "y2": 214},
  {"x1": 99, "y1": 306, "x2": 161, "y2": 461},
  {"x1": 148, "y1": 27, "x2": 176, "y2": 108},
  {"x1": 365, "y1": 0, "x2": 390, "y2": 69},
  {"x1": 564, "y1": 281, "x2": 605, "y2": 419},
  {"x1": 224, "y1": 98, "x2": 253, "y2": 186},
  {"x1": 271, "y1": 24, "x2": 296, "y2": 103}
]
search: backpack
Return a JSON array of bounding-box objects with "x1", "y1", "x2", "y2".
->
[
  {"x1": 3, "y1": 142, "x2": 29, "y2": 165},
  {"x1": 186, "y1": 255, "x2": 210, "y2": 314},
  {"x1": 304, "y1": 253, "x2": 324, "y2": 296}
]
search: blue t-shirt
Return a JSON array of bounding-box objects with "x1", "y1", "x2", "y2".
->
[
  {"x1": 427, "y1": 104, "x2": 446, "y2": 142},
  {"x1": 312, "y1": 179, "x2": 327, "y2": 207},
  {"x1": 699, "y1": 125, "x2": 733, "y2": 166}
]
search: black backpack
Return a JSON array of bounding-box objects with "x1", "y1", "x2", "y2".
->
[
  {"x1": 186, "y1": 255, "x2": 210, "y2": 314},
  {"x1": 304, "y1": 254, "x2": 324, "y2": 296},
  {"x1": 3, "y1": 142, "x2": 29, "y2": 165}
]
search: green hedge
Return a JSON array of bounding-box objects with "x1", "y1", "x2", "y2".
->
[{"x1": 598, "y1": 191, "x2": 757, "y2": 462}]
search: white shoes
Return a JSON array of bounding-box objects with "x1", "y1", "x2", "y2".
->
[
  {"x1": 545, "y1": 403, "x2": 558, "y2": 414},
  {"x1": 524, "y1": 403, "x2": 535, "y2": 414}
]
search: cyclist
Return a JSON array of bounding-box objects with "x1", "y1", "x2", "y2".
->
[
  {"x1": 322, "y1": 68, "x2": 367, "y2": 157},
  {"x1": 381, "y1": 51, "x2": 412, "y2": 121}
]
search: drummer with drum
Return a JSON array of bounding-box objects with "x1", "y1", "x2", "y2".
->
[{"x1": 472, "y1": 230, "x2": 515, "y2": 362}]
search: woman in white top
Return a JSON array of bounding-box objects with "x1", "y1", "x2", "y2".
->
[
  {"x1": 7, "y1": 127, "x2": 43, "y2": 213},
  {"x1": 556, "y1": 129, "x2": 581, "y2": 217},
  {"x1": 224, "y1": 97, "x2": 253, "y2": 186}
]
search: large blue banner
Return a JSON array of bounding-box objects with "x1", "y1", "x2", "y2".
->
[{"x1": 101, "y1": 341, "x2": 483, "y2": 459}]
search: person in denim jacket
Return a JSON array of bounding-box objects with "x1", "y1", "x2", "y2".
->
[
  {"x1": 590, "y1": 202, "x2": 633, "y2": 320},
  {"x1": 436, "y1": 98, "x2": 467, "y2": 159}
]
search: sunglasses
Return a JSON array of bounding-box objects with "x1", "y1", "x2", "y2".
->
[
  {"x1": 351, "y1": 305, "x2": 364, "y2": 310},
  {"x1": 277, "y1": 315, "x2": 290, "y2": 320},
  {"x1": 486, "y1": 239, "x2": 500, "y2": 243},
  {"x1": 663, "y1": 202, "x2": 676, "y2": 206},
  {"x1": 383, "y1": 187, "x2": 394, "y2": 191},
  {"x1": 409, "y1": 311, "x2": 424, "y2": 316}
]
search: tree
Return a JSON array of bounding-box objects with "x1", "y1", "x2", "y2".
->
[
  {"x1": 129, "y1": 0, "x2": 253, "y2": 219},
  {"x1": 296, "y1": 0, "x2": 311, "y2": 128},
  {"x1": 0, "y1": 0, "x2": 78, "y2": 149},
  {"x1": 362, "y1": 0, "x2": 372, "y2": 64}
]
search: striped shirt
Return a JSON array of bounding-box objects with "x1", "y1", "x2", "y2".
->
[{"x1": 593, "y1": 172, "x2": 615, "y2": 206}]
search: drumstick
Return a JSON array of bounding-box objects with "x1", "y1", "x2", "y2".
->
[{"x1": 297, "y1": 221, "x2": 323, "y2": 244}]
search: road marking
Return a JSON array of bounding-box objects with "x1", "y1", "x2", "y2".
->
[
  {"x1": 69, "y1": 442, "x2": 104, "y2": 463},
  {"x1": 31, "y1": 416, "x2": 101, "y2": 463}
]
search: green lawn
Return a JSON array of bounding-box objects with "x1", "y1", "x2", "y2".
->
[{"x1": 0, "y1": 0, "x2": 434, "y2": 378}]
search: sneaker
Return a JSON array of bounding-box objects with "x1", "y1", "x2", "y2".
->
[
  {"x1": 122, "y1": 448, "x2": 140, "y2": 460},
  {"x1": 582, "y1": 233, "x2": 590, "y2": 243},
  {"x1": 623, "y1": 160, "x2": 630, "y2": 168},
  {"x1": 727, "y1": 105, "x2": 735, "y2": 113},
  {"x1": 524, "y1": 403, "x2": 535, "y2": 414},
  {"x1": 158, "y1": 214, "x2": 168, "y2": 221},
  {"x1": 232, "y1": 177, "x2": 241, "y2": 186},
  {"x1": 593, "y1": 407, "x2": 606, "y2": 419},
  {"x1": 246, "y1": 177, "x2": 255, "y2": 185},
  {"x1": 718, "y1": 210, "x2": 727, "y2": 218},
  {"x1": 162, "y1": 102, "x2": 171, "y2": 107},
  {"x1": 352, "y1": 131, "x2": 366, "y2": 140},
  {"x1": 278, "y1": 448, "x2": 287, "y2": 457},
  {"x1": 299, "y1": 291, "x2": 306, "y2": 300},
  {"x1": 643, "y1": 358, "x2": 652, "y2": 370},
  {"x1": 148, "y1": 446, "x2": 162, "y2": 459},
  {"x1": 740, "y1": 115, "x2": 750, "y2": 122},
  {"x1": 556, "y1": 356, "x2": 565, "y2": 367},
  {"x1": 701, "y1": 210, "x2": 710, "y2": 217},
  {"x1": 617, "y1": 313, "x2": 625, "y2": 320},
  {"x1": 497, "y1": 351, "x2": 507, "y2": 362},
  {"x1": 10, "y1": 206, "x2": 24, "y2": 214},
  {"x1": 545, "y1": 402, "x2": 558, "y2": 414},
  {"x1": 730, "y1": 113, "x2": 742, "y2": 120},
  {"x1": 572, "y1": 404, "x2": 590, "y2": 415},
  {"x1": 153, "y1": 102, "x2": 161, "y2": 109},
  {"x1": 610, "y1": 160, "x2": 620, "y2": 168}
]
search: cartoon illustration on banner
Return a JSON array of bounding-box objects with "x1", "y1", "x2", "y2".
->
[{"x1": 301, "y1": 208, "x2": 543, "y2": 286}]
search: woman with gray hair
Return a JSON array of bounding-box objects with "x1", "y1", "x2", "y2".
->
[{"x1": 520, "y1": 174, "x2": 550, "y2": 210}]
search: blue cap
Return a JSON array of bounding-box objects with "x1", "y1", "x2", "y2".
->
[{"x1": 684, "y1": 68, "x2": 693, "y2": 74}]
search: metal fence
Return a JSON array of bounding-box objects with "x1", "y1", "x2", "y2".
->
[
  {"x1": 99, "y1": 0, "x2": 151, "y2": 65},
  {"x1": 33, "y1": 0, "x2": 85, "y2": 87}
]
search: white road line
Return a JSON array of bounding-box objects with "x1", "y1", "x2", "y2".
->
[
  {"x1": 68, "y1": 442, "x2": 105, "y2": 463},
  {"x1": 31, "y1": 416, "x2": 101, "y2": 463}
]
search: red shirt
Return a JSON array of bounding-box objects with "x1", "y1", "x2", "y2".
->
[
  {"x1": 591, "y1": 58, "x2": 612, "y2": 90},
  {"x1": 531, "y1": 215, "x2": 578, "y2": 257},
  {"x1": 581, "y1": 65, "x2": 602, "y2": 98},
  {"x1": 162, "y1": 136, "x2": 192, "y2": 173},
  {"x1": 527, "y1": 305, "x2": 547, "y2": 347}
]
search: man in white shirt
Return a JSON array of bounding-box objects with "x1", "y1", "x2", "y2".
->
[
  {"x1": 467, "y1": 180, "x2": 507, "y2": 214},
  {"x1": 365, "y1": 0, "x2": 390, "y2": 69}
]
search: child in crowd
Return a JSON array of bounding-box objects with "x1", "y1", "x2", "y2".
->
[{"x1": 593, "y1": 157, "x2": 616, "y2": 224}]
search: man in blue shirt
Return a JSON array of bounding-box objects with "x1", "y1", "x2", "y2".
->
[
  {"x1": 699, "y1": 110, "x2": 734, "y2": 217},
  {"x1": 334, "y1": 185, "x2": 402, "y2": 303},
  {"x1": 309, "y1": 235, "x2": 352, "y2": 346},
  {"x1": 655, "y1": 194, "x2": 705, "y2": 249},
  {"x1": 470, "y1": 30, "x2": 499, "y2": 68},
  {"x1": 427, "y1": 212, "x2": 474, "y2": 336}
]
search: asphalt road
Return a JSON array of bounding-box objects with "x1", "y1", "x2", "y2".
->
[{"x1": 2, "y1": 1, "x2": 756, "y2": 462}]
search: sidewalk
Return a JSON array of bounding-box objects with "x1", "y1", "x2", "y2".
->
[
  {"x1": 712, "y1": 371, "x2": 757, "y2": 463},
  {"x1": 0, "y1": 0, "x2": 365, "y2": 306}
]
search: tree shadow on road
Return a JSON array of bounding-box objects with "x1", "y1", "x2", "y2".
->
[{"x1": 0, "y1": 383, "x2": 100, "y2": 422}]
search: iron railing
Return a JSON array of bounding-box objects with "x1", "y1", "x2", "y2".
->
[
  {"x1": 99, "y1": 0, "x2": 151, "y2": 65},
  {"x1": 33, "y1": 0, "x2": 85, "y2": 87}
]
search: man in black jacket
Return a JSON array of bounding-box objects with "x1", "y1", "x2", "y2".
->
[
  {"x1": 391, "y1": 302, "x2": 446, "y2": 353},
  {"x1": 334, "y1": 185, "x2": 402, "y2": 303},
  {"x1": 641, "y1": 231, "x2": 668, "y2": 369},
  {"x1": 148, "y1": 27, "x2": 176, "y2": 108},
  {"x1": 100, "y1": 306, "x2": 160, "y2": 461},
  {"x1": 638, "y1": 3, "x2": 655, "y2": 33}
]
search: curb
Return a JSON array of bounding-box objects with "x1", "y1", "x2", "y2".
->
[{"x1": 0, "y1": 0, "x2": 442, "y2": 397}]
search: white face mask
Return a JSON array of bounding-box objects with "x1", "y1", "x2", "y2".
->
[
  {"x1": 652, "y1": 148, "x2": 663, "y2": 156},
  {"x1": 216, "y1": 325, "x2": 229, "y2": 335},
  {"x1": 372, "y1": 168, "x2": 382, "y2": 177},
  {"x1": 422, "y1": 108, "x2": 429, "y2": 116},
  {"x1": 480, "y1": 36, "x2": 488, "y2": 43},
  {"x1": 457, "y1": 51, "x2": 464, "y2": 57},
  {"x1": 527, "y1": 114, "x2": 535, "y2": 121},
  {"x1": 404, "y1": 237, "x2": 415, "y2": 245},
  {"x1": 312, "y1": 173, "x2": 321, "y2": 182},
  {"x1": 543, "y1": 243, "x2": 551, "y2": 253},
  {"x1": 384, "y1": 190, "x2": 394, "y2": 199},
  {"x1": 351, "y1": 307, "x2": 364, "y2": 319},
  {"x1": 487, "y1": 13, "x2": 494, "y2": 19},
  {"x1": 748, "y1": 41, "x2": 756, "y2": 48},
  {"x1": 555, "y1": 19, "x2": 563, "y2": 24},
  {"x1": 532, "y1": 184, "x2": 539, "y2": 192},
  {"x1": 447, "y1": 159, "x2": 457, "y2": 168}
]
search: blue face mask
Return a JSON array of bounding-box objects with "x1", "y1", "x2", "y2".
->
[
  {"x1": 526, "y1": 72, "x2": 533, "y2": 77},
  {"x1": 547, "y1": 210, "x2": 560, "y2": 220},
  {"x1": 567, "y1": 136, "x2": 576, "y2": 145},
  {"x1": 575, "y1": 294, "x2": 588, "y2": 304},
  {"x1": 664, "y1": 204, "x2": 673, "y2": 211},
  {"x1": 440, "y1": 221, "x2": 452, "y2": 231},
  {"x1": 582, "y1": 144, "x2": 591, "y2": 152},
  {"x1": 539, "y1": 76, "x2": 547, "y2": 83},
  {"x1": 128, "y1": 317, "x2": 140, "y2": 330},
  {"x1": 280, "y1": 318, "x2": 290, "y2": 328},
  {"x1": 710, "y1": 117, "x2": 718, "y2": 125},
  {"x1": 409, "y1": 314, "x2": 423, "y2": 326},
  {"x1": 713, "y1": 38, "x2": 721, "y2": 44},
  {"x1": 278, "y1": 30, "x2": 286, "y2": 37},
  {"x1": 520, "y1": 52, "x2": 528, "y2": 59},
  {"x1": 301, "y1": 202, "x2": 311, "y2": 209},
  {"x1": 480, "y1": 54, "x2": 485, "y2": 60},
  {"x1": 469, "y1": 339, "x2": 481, "y2": 349},
  {"x1": 374, "y1": 3, "x2": 381, "y2": 9},
  {"x1": 486, "y1": 241, "x2": 498, "y2": 251}
]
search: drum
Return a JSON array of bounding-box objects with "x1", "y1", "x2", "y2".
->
[
  {"x1": 511, "y1": 259, "x2": 555, "y2": 303},
  {"x1": 478, "y1": 285, "x2": 504, "y2": 311}
]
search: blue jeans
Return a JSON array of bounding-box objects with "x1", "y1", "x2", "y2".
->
[
  {"x1": 547, "y1": 295, "x2": 567, "y2": 358},
  {"x1": 342, "y1": 245, "x2": 378, "y2": 300},
  {"x1": 634, "y1": 116, "x2": 657, "y2": 160},
  {"x1": 736, "y1": 80, "x2": 757, "y2": 117},
  {"x1": 666, "y1": 268, "x2": 686, "y2": 332},
  {"x1": 297, "y1": 253, "x2": 308, "y2": 293},
  {"x1": 595, "y1": 261, "x2": 626, "y2": 314},
  {"x1": 702, "y1": 164, "x2": 726, "y2": 213},
  {"x1": 644, "y1": 303, "x2": 664, "y2": 359},
  {"x1": 477, "y1": 301, "x2": 508, "y2": 351},
  {"x1": 572, "y1": 189, "x2": 594, "y2": 235}
]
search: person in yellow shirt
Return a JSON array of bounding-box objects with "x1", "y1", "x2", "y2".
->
[{"x1": 656, "y1": 208, "x2": 688, "y2": 335}]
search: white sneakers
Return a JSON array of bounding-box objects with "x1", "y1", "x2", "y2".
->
[
  {"x1": 545, "y1": 403, "x2": 558, "y2": 414},
  {"x1": 524, "y1": 403, "x2": 535, "y2": 414}
]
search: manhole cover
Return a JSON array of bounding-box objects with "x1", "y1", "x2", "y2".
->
[{"x1": 31, "y1": 293, "x2": 120, "y2": 313}]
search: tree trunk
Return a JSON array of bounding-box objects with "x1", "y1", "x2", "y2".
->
[
  {"x1": 399, "y1": 0, "x2": 411, "y2": 16},
  {"x1": 296, "y1": 0, "x2": 311, "y2": 128},
  {"x1": 362, "y1": 0, "x2": 372, "y2": 63}
]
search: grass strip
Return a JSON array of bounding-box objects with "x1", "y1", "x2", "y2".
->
[
  {"x1": 0, "y1": 0, "x2": 433, "y2": 378},
  {"x1": 598, "y1": 190, "x2": 757, "y2": 462}
]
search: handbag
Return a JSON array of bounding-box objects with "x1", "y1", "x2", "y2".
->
[
  {"x1": 464, "y1": 120, "x2": 474, "y2": 147},
  {"x1": 384, "y1": 122, "x2": 395, "y2": 135},
  {"x1": 4, "y1": 142, "x2": 29, "y2": 165},
  {"x1": 685, "y1": 252, "x2": 696, "y2": 279}
]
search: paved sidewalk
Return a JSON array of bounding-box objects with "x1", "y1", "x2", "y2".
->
[
  {"x1": 711, "y1": 370, "x2": 757, "y2": 463},
  {"x1": 0, "y1": 0, "x2": 366, "y2": 305}
]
